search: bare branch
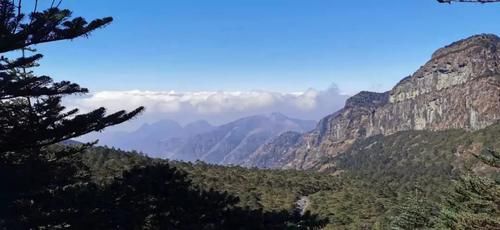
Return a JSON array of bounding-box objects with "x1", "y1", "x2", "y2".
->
[
  {"x1": 437, "y1": 0, "x2": 500, "y2": 3},
  {"x1": 32, "y1": 0, "x2": 37, "y2": 14}
]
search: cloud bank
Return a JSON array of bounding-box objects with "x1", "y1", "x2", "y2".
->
[{"x1": 66, "y1": 85, "x2": 349, "y2": 130}]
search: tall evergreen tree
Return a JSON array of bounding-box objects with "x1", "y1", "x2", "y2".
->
[
  {"x1": 0, "y1": 1, "x2": 143, "y2": 228},
  {"x1": 0, "y1": 0, "x2": 144, "y2": 153}
]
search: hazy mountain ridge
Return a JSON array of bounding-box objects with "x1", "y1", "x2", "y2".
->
[
  {"x1": 170, "y1": 113, "x2": 316, "y2": 165},
  {"x1": 242, "y1": 131, "x2": 303, "y2": 168},
  {"x1": 84, "y1": 113, "x2": 316, "y2": 164},
  {"x1": 247, "y1": 34, "x2": 500, "y2": 169},
  {"x1": 85, "y1": 119, "x2": 214, "y2": 157}
]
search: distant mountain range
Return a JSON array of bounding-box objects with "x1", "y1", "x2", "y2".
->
[
  {"x1": 85, "y1": 113, "x2": 315, "y2": 164},
  {"x1": 85, "y1": 119, "x2": 214, "y2": 156},
  {"x1": 170, "y1": 113, "x2": 315, "y2": 165}
]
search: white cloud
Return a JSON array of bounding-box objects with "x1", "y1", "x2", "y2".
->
[{"x1": 65, "y1": 84, "x2": 349, "y2": 130}]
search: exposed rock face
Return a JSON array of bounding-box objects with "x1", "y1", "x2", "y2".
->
[{"x1": 247, "y1": 34, "x2": 500, "y2": 169}]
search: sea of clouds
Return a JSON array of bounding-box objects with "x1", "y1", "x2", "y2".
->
[{"x1": 66, "y1": 84, "x2": 350, "y2": 130}]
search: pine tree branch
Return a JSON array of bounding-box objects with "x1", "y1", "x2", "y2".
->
[
  {"x1": 472, "y1": 149, "x2": 500, "y2": 168},
  {"x1": 0, "y1": 106, "x2": 145, "y2": 153},
  {"x1": 0, "y1": 7, "x2": 113, "y2": 53},
  {"x1": 0, "y1": 1, "x2": 144, "y2": 155}
]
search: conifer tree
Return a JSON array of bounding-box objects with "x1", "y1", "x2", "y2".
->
[
  {"x1": 0, "y1": 0, "x2": 144, "y2": 153},
  {"x1": 0, "y1": 1, "x2": 143, "y2": 228},
  {"x1": 438, "y1": 149, "x2": 500, "y2": 229},
  {"x1": 103, "y1": 163, "x2": 329, "y2": 230},
  {"x1": 390, "y1": 187, "x2": 436, "y2": 230}
]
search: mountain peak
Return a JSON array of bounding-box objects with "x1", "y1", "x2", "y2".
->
[
  {"x1": 184, "y1": 120, "x2": 212, "y2": 129},
  {"x1": 431, "y1": 33, "x2": 500, "y2": 60},
  {"x1": 390, "y1": 33, "x2": 500, "y2": 104},
  {"x1": 268, "y1": 112, "x2": 289, "y2": 120},
  {"x1": 345, "y1": 91, "x2": 389, "y2": 108},
  {"x1": 246, "y1": 34, "x2": 500, "y2": 170}
]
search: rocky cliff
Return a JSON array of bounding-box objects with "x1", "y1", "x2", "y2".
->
[{"x1": 247, "y1": 34, "x2": 500, "y2": 169}]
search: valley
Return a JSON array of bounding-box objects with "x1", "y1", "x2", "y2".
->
[
  {"x1": 90, "y1": 34, "x2": 500, "y2": 174},
  {"x1": 2, "y1": 0, "x2": 500, "y2": 228},
  {"x1": 77, "y1": 34, "x2": 500, "y2": 229}
]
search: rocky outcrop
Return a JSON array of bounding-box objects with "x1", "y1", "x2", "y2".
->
[{"x1": 247, "y1": 34, "x2": 500, "y2": 170}]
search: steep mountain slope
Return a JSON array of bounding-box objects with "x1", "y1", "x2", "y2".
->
[
  {"x1": 243, "y1": 131, "x2": 303, "y2": 168},
  {"x1": 170, "y1": 113, "x2": 316, "y2": 165},
  {"x1": 248, "y1": 34, "x2": 500, "y2": 169},
  {"x1": 329, "y1": 122, "x2": 500, "y2": 177}
]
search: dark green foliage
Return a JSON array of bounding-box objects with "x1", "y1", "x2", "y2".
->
[
  {"x1": 80, "y1": 146, "x2": 155, "y2": 184},
  {"x1": 306, "y1": 124, "x2": 500, "y2": 229},
  {"x1": 79, "y1": 123, "x2": 500, "y2": 230},
  {"x1": 307, "y1": 130, "x2": 461, "y2": 229},
  {"x1": 332, "y1": 130, "x2": 463, "y2": 195},
  {"x1": 476, "y1": 148, "x2": 500, "y2": 168},
  {"x1": 178, "y1": 161, "x2": 340, "y2": 211},
  {"x1": 101, "y1": 163, "x2": 328, "y2": 230},
  {"x1": 80, "y1": 146, "x2": 338, "y2": 212},
  {"x1": 0, "y1": 145, "x2": 103, "y2": 229},
  {"x1": 74, "y1": 121, "x2": 500, "y2": 230},
  {"x1": 0, "y1": 1, "x2": 143, "y2": 227},
  {"x1": 79, "y1": 147, "x2": 329, "y2": 229},
  {"x1": 437, "y1": 149, "x2": 500, "y2": 229},
  {"x1": 390, "y1": 188, "x2": 437, "y2": 230},
  {"x1": 0, "y1": 0, "x2": 144, "y2": 153},
  {"x1": 0, "y1": 2, "x2": 113, "y2": 53}
]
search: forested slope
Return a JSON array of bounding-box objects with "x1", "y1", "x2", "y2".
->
[{"x1": 80, "y1": 122, "x2": 500, "y2": 229}]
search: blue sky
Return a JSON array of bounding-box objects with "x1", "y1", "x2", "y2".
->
[{"x1": 36, "y1": 0, "x2": 500, "y2": 94}]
